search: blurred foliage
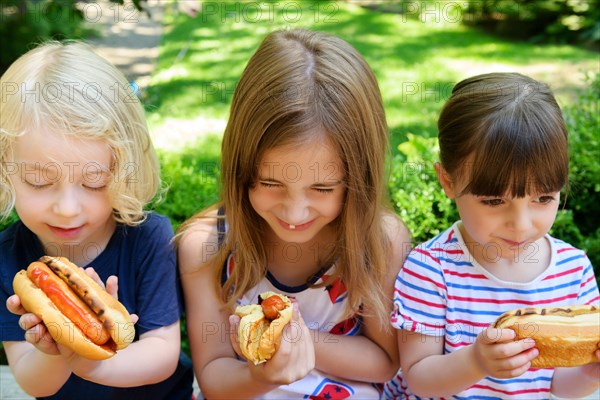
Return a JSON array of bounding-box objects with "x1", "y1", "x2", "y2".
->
[
  {"x1": 389, "y1": 134, "x2": 458, "y2": 243},
  {"x1": 559, "y1": 71, "x2": 600, "y2": 272},
  {"x1": 464, "y1": 0, "x2": 600, "y2": 47},
  {"x1": 153, "y1": 135, "x2": 222, "y2": 231},
  {"x1": 0, "y1": 0, "x2": 148, "y2": 74}
]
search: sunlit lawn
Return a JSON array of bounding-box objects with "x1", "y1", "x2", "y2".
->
[
  {"x1": 145, "y1": 0, "x2": 598, "y2": 154},
  {"x1": 145, "y1": 0, "x2": 599, "y2": 225}
]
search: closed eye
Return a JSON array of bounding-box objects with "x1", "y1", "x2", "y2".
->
[
  {"x1": 25, "y1": 181, "x2": 52, "y2": 190},
  {"x1": 313, "y1": 187, "x2": 334, "y2": 193},
  {"x1": 259, "y1": 181, "x2": 281, "y2": 189},
  {"x1": 83, "y1": 184, "x2": 107, "y2": 192}
]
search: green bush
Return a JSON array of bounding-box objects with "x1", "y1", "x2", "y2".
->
[
  {"x1": 465, "y1": 0, "x2": 600, "y2": 46},
  {"x1": 557, "y1": 71, "x2": 600, "y2": 274},
  {"x1": 563, "y1": 71, "x2": 600, "y2": 237},
  {"x1": 389, "y1": 133, "x2": 458, "y2": 245},
  {"x1": 1, "y1": 0, "x2": 87, "y2": 74},
  {"x1": 153, "y1": 136, "x2": 222, "y2": 231}
]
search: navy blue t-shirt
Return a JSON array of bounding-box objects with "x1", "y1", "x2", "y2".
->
[{"x1": 0, "y1": 213, "x2": 193, "y2": 400}]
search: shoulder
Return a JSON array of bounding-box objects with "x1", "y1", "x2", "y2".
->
[
  {"x1": 132, "y1": 212, "x2": 175, "y2": 244},
  {"x1": 548, "y1": 235, "x2": 590, "y2": 263},
  {"x1": 381, "y1": 212, "x2": 410, "y2": 245},
  {"x1": 0, "y1": 220, "x2": 22, "y2": 246},
  {"x1": 177, "y1": 208, "x2": 220, "y2": 275},
  {"x1": 380, "y1": 212, "x2": 411, "y2": 277},
  {"x1": 140, "y1": 212, "x2": 174, "y2": 235}
]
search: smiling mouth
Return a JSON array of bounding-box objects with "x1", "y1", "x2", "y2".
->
[
  {"x1": 279, "y1": 219, "x2": 314, "y2": 232},
  {"x1": 48, "y1": 225, "x2": 83, "y2": 238},
  {"x1": 504, "y1": 239, "x2": 527, "y2": 247}
]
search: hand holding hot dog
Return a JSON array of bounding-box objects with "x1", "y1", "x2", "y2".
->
[
  {"x1": 230, "y1": 292, "x2": 315, "y2": 385},
  {"x1": 493, "y1": 305, "x2": 600, "y2": 368},
  {"x1": 471, "y1": 327, "x2": 538, "y2": 379},
  {"x1": 230, "y1": 300, "x2": 315, "y2": 385},
  {"x1": 11, "y1": 256, "x2": 135, "y2": 360}
]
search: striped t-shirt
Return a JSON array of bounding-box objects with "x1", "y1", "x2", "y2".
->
[{"x1": 384, "y1": 221, "x2": 599, "y2": 400}]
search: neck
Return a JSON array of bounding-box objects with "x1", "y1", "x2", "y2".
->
[{"x1": 264, "y1": 226, "x2": 338, "y2": 286}]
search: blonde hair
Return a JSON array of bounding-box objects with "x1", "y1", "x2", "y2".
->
[
  {"x1": 0, "y1": 41, "x2": 160, "y2": 225},
  {"x1": 179, "y1": 29, "x2": 393, "y2": 327}
]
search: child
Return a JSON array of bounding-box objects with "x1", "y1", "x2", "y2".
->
[
  {"x1": 177, "y1": 28, "x2": 410, "y2": 399},
  {"x1": 386, "y1": 72, "x2": 600, "y2": 399},
  {"x1": 0, "y1": 42, "x2": 194, "y2": 399}
]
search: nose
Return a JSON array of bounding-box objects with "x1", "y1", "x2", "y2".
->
[
  {"x1": 52, "y1": 186, "x2": 82, "y2": 218},
  {"x1": 508, "y1": 204, "x2": 532, "y2": 232},
  {"x1": 283, "y1": 192, "x2": 310, "y2": 224}
]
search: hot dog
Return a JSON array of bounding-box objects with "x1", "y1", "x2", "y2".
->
[
  {"x1": 493, "y1": 304, "x2": 600, "y2": 368},
  {"x1": 12, "y1": 256, "x2": 134, "y2": 360},
  {"x1": 234, "y1": 291, "x2": 292, "y2": 365}
]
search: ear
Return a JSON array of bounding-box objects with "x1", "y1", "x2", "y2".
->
[{"x1": 434, "y1": 162, "x2": 457, "y2": 199}]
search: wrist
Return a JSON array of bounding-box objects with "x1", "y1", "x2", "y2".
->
[{"x1": 466, "y1": 343, "x2": 488, "y2": 378}]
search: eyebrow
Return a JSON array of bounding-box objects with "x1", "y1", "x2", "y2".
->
[
  {"x1": 19, "y1": 161, "x2": 111, "y2": 173},
  {"x1": 258, "y1": 177, "x2": 344, "y2": 186}
]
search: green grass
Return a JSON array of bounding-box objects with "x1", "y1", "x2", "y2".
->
[{"x1": 144, "y1": 0, "x2": 599, "y2": 155}]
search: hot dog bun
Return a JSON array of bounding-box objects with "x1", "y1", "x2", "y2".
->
[
  {"x1": 493, "y1": 304, "x2": 600, "y2": 368},
  {"x1": 234, "y1": 291, "x2": 292, "y2": 365},
  {"x1": 13, "y1": 256, "x2": 134, "y2": 360}
]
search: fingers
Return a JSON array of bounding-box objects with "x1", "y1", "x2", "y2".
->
[
  {"x1": 129, "y1": 313, "x2": 139, "y2": 325},
  {"x1": 18, "y1": 312, "x2": 42, "y2": 331},
  {"x1": 20, "y1": 315, "x2": 61, "y2": 356},
  {"x1": 84, "y1": 267, "x2": 119, "y2": 299},
  {"x1": 84, "y1": 267, "x2": 104, "y2": 289},
  {"x1": 6, "y1": 294, "x2": 26, "y2": 315},
  {"x1": 480, "y1": 327, "x2": 516, "y2": 344},
  {"x1": 475, "y1": 328, "x2": 538, "y2": 378},
  {"x1": 105, "y1": 275, "x2": 119, "y2": 299},
  {"x1": 229, "y1": 314, "x2": 243, "y2": 359}
]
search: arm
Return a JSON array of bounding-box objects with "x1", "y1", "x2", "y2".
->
[
  {"x1": 314, "y1": 215, "x2": 410, "y2": 382},
  {"x1": 67, "y1": 321, "x2": 181, "y2": 387},
  {"x1": 3, "y1": 340, "x2": 71, "y2": 397},
  {"x1": 5, "y1": 271, "x2": 180, "y2": 393},
  {"x1": 179, "y1": 218, "x2": 314, "y2": 399},
  {"x1": 399, "y1": 327, "x2": 538, "y2": 397},
  {"x1": 551, "y1": 345, "x2": 600, "y2": 398},
  {"x1": 4, "y1": 323, "x2": 180, "y2": 394}
]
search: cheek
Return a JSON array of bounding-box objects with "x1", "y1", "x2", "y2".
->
[
  {"x1": 322, "y1": 192, "x2": 345, "y2": 217},
  {"x1": 248, "y1": 188, "x2": 270, "y2": 212},
  {"x1": 89, "y1": 192, "x2": 114, "y2": 215},
  {"x1": 12, "y1": 184, "x2": 40, "y2": 211},
  {"x1": 542, "y1": 207, "x2": 559, "y2": 229}
]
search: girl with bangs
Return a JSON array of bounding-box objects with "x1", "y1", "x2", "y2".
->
[
  {"x1": 0, "y1": 42, "x2": 194, "y2": 399},
  {"x1": 386, "y1": 72, "x2": 600, "y2": 399},
  {"x1": 177, "y1": 28, "x2": 410, "y2": 398}
]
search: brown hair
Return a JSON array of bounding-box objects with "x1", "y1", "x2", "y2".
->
[
  {"x1": 438, "y1": 72, "x2": 568, "y2": 197},
  {"x1": 178, "y1": 28, "x2": 393, "y2": 326}
]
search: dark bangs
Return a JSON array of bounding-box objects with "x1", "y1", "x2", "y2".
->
[{"x1": 460, "y1": 105, "x2": 568, "y2": 198}]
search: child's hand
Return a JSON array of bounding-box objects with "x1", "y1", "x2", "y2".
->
[
  {"x1": 251, "y1": 303, "x2": 315, "y2": 385},
  {"x1": 19, "y1": 311, "x2": 61, "y2": 355},
  {"x1": 83, "y1": 267, "x2": 118, "y2": 298},
  {"x1": 6, "y1": 294, "x2": 26, "y2": 316},
  {"x1": 580, "y1": 342, "x2": 600, "y2": 381},
  {"x1": 83, "y1": 268, "x2": 138, "y2": 324},
  {"x1": 473, "y1": 327, "x2": 538, "y2": 379},
  {"x1": 229, "y1": 302, "x2": 315, "y2": 385},
  {"x1": 6, "y1": 294, "x2": 59, "y2": 354}
]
